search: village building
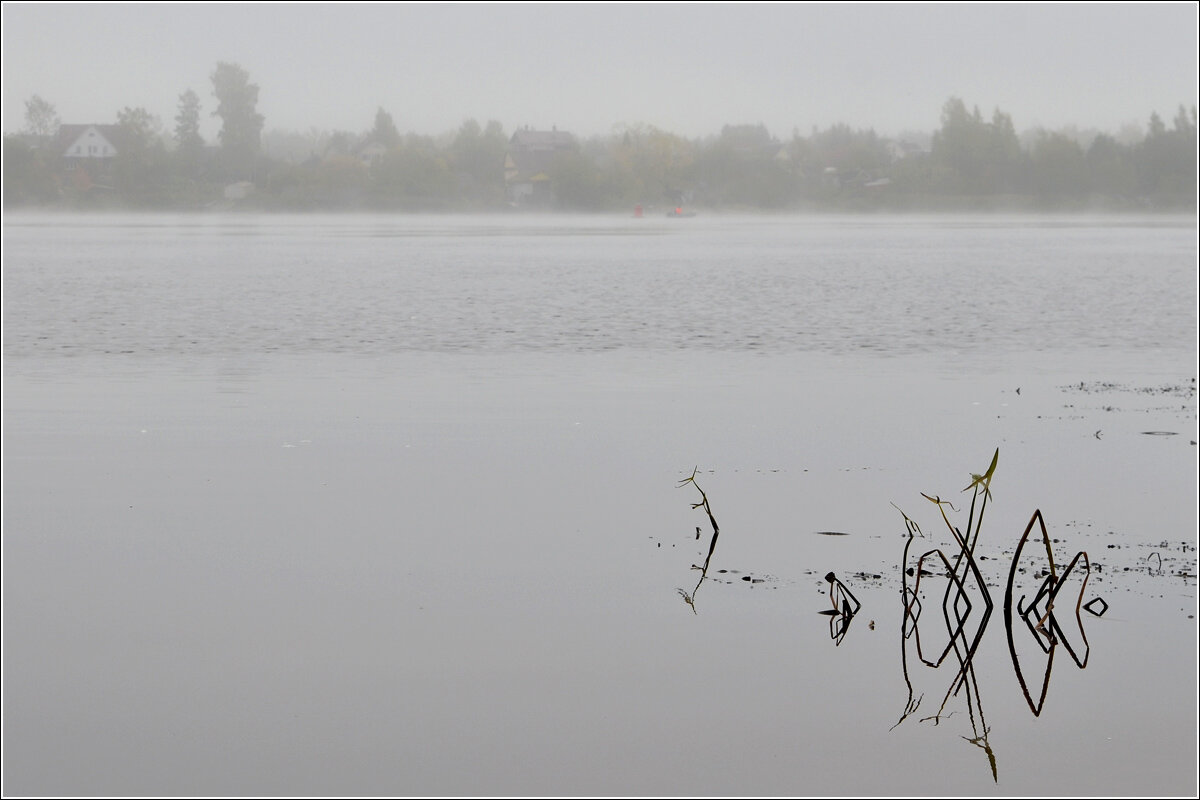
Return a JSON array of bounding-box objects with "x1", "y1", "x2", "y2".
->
[
  {"x1": 504, "y1": 128, "x2": 576, "y2": 206},
  {"x1": 49, "y1": 124, "x2": 123, "y2": 191},
  {"x1": 355, "y1": 140, "x2": 388, "y2": 168}
]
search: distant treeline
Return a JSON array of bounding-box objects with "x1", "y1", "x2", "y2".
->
[{"x1": 3, "y1": 68, "x2": 1196, "y2": 212}]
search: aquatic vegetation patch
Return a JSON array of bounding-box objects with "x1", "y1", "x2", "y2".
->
[
  {"x1": 663, "y1": 444, "x2": 1194, "y2": 781},
  {"x1": 1061, "y1": 378, "x2": 1196, "y2": 399}
]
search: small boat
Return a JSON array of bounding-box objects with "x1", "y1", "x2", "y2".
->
[{"x1": 666, "y1": 206, "x2": 697, "y2": 218}]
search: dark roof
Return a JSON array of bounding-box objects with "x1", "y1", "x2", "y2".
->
[{"x1": 510, "y1": 129, "x2": 576, "y2": 151}]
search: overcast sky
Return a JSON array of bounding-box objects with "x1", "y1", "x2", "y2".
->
[{"x1": 2, "y1": 3, "x2": 1197, "y2": 142}]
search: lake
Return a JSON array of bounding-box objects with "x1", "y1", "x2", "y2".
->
[{"x1": 3, "y1": 212, "x2": 1197, "y2": 796}]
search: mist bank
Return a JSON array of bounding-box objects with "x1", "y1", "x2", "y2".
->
[{"x1": 5, "y1": 96, "x2": 1196, "y2": 214}]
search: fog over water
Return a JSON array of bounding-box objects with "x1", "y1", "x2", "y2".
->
[{"x1": 3, "y1": 3, "x2": 1197, "y2": 139}]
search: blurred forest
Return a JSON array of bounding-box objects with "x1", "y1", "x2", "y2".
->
[{"x1": 3, "y1": 63, "x2": 1196, "y2": 212}]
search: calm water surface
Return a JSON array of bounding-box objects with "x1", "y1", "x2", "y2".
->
[
  {"x1": 3, "y1": 213, "x2": 1197, "y2": 796},
  {"x1": 3, "y1": 212, "x2": 1195, "y2": 357}
]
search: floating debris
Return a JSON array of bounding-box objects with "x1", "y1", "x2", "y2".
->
[{"x1": 1063, "y1": 380, "x2": 1196, "y2": 398}]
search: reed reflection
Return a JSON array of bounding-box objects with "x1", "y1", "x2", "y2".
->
[
  {"x1": 818, "y1": 572, "x2": 861, "y2": 645},
  {"x1": 887, "y1": 449, "x2": 1107, "y2": 783},
  {"x1": 668, "y1": 448, "x2": 1106, "y2": 769},
  {"x1": 891, "y1": 450, "x2": 998, "y2": 781},
  {"x1": 1003, "y1": 509, "x2": 1095, "y2": 716}
]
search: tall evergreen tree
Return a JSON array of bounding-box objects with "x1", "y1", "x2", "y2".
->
[
  {"x1": 372, "y1": 107, "x2": 400, "y2": 149},
  {"x1": 174, "y1": 89, "x2": 204, "y2": 152}
]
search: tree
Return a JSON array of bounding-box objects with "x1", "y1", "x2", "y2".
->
[
  {"x1": 607, "y1": 123, "x2": 696, "y2": 206},
  {"x1": 23, "y1": 95, "x2": 60, "y2": 138},
  {"x1": 691, "y1": 124, "x2": 791, "y2": 208},
  {"x1": 324, "y1": 130, "x2": 355, "y2": 157},
  {"x1": 1029, "y1": 130, "x2": 1087, "y2": 201},
  {"x1": 370, "y1": 133, "x2": 455, "y2": 209},
  {"x1": 985, "y1": 109, "x2": 1024, "y2": 193},
  {"x1": 1085, "y1": 134, "x2": 1136, "y2": 200},
  {"x1": 174, "y1": 89, "x2": 204, "y2": 152},
  {"x1": 371, "y1": 107, "x2": 400, "y2": 149},
  {"x1": 210, "y1": 62, "x2": 264, "y2": 178},
  {"x1": 931, "y1": 97, "x2": 987, "y2": 193},
  {"x1": 114, "y1": 107, "x2": 168, "y2": 205},
  {"x1": 448, "y1": 118, "x2": 507, "y2": 206},
  {"x1": 1172, "y1": 104, "x2": 1197, "y2": 140},
  {"x1": 549, "y1": 148, "x2": 607, "y2": 210},
  {"x1": 1137, "y1": 106, "x2": 1198, "y2": 206},
  {"x1": 3, "y1": 135, "x2": 59, "y2": 205},
  {"x1": 172, "y1": 89, "x2": 206, "y2": 184},
  {"x1": 116, "y1": 106, "x2": 161, "y2": 151},
  {"x1": 1147, "y1": 111, "x2": 1166, "y2": 138},
  {"x1": 930, "y1": 97, "x2": 1023, "y2": 196}
]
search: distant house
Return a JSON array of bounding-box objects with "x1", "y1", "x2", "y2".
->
[
  {"x1": 356, "y1": 140, "x2": 388, "y2": 168},
  {"x1": 504, "y1": 128, "x2": 576, "y2": 205},
  {"x1": 885, "y1": 140, "x2": 928, "y2": 161},
  {"x1": 821, "y1": 166, "x2": 841, "y2": 189},
  {"x1": 52, "y1": 124, "x2": 123, "y2": 190},
  {"x1": 56, "y1": 124, "x2": 120, "y2": 161}
]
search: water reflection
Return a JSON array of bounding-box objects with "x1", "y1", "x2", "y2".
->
[
  {"x1": 1083, "y1": 597, "x2": 1109, "y2": 616},
  {"x1": 891, "y1": 454, "x2": 999, "y2": 780},
  {"x1": 887, "y1": 452, "x2": 1105, "y2": 780},
  {"x1": 818, "y1": 572, "x2": 861, "y2": 645},
  {"x1": 677, "y1": 468, "x2": 721, "y2": 613},
  {"x1": 669, "y1": 451, "x2": 1108, "y2": 782},
  {"x1": 1004, "y1": 510, "x2": 1094, "y2": 716}
]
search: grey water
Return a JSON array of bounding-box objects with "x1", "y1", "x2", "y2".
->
[
  {"x1": 2, "y1": 213, "x2": 1195, "y2": 359},
  {"x1": 3, "y1": 213, "x2": 1197, "y2": 796}
]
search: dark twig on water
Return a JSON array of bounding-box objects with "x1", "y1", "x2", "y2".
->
[
  {"x1": 677, "y1": 467, "x2": 723, "y2": 610},
  {"x1": 679, "y1": 467, "x2": 721, "y2": 579}
]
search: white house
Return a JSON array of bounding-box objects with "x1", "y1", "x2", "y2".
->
[
  {"x1": 48, "y1": 124, "x2": 124, "y2": 190},
  {"x1": 356, "y1": 141, "x2": 388, "y2": 167},
  {"x1": 57, "y1": 124, "x2": 120, "y2": 160}
]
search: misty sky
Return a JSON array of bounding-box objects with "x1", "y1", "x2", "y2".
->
[{"x1": 2, "y1": 3, "x2": 1197, "y2": 142}]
